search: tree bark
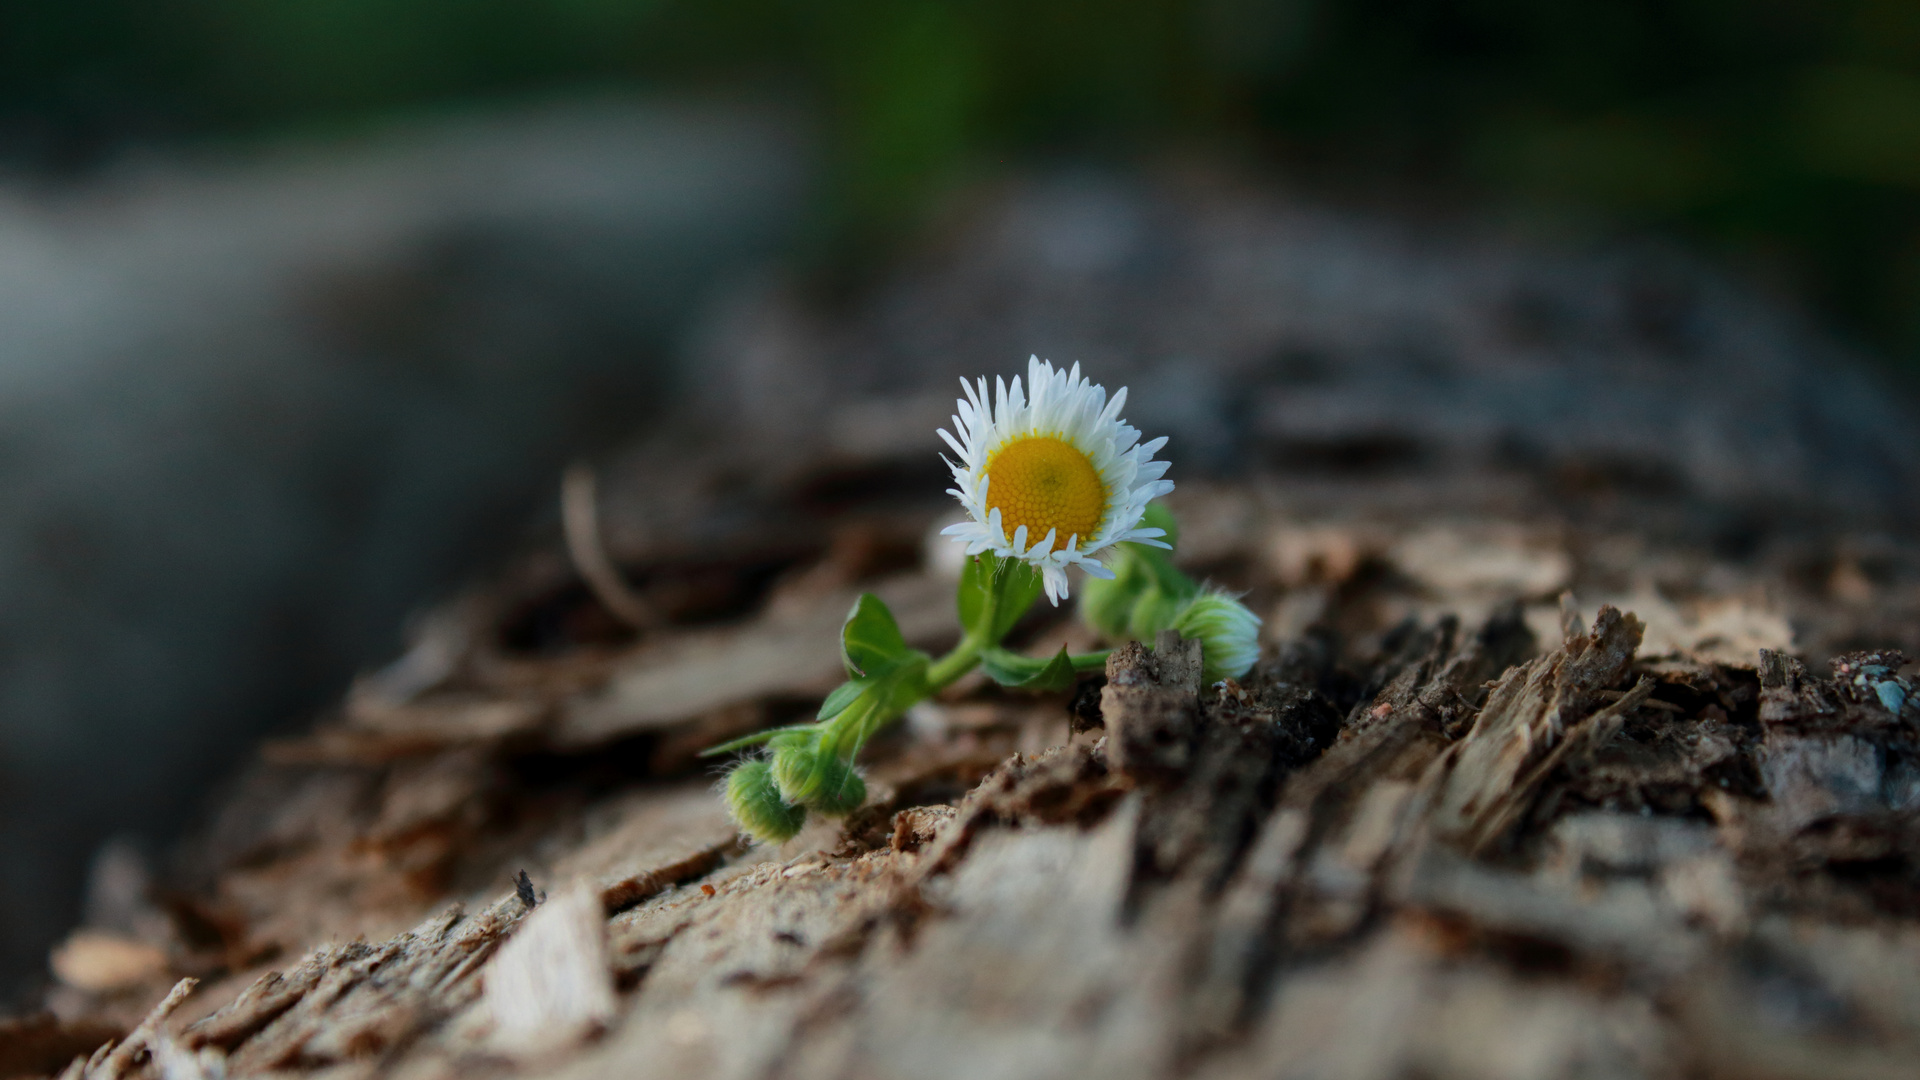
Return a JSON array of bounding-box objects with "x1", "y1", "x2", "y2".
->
[{"x1": 20, "y1": 408, "x2": 1920, "y2": 1080}]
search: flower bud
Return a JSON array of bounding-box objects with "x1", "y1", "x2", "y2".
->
[
  {"x1": 1079, "y1": 553, "x2": 1146, "y2": 639},
  {"x1": 1171, "y1": 591, "x2": 1262, "y2": 682},
  {"x1": 725, "y1": 759, "x2": 807, "y2": 843},
  {"x1": 770, "y1": 732, "x2": 867, "y2": 815},
  {"x1": 1081, "y1": 503, "x2": 1194, "y2": 642},
  {"x1": 1127, "y1": 580, "x2": 1188, "y2": 641}
]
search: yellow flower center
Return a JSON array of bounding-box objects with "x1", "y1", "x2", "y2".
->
[{"x1": 985, "y1": 436, "x2": 1107, "y2": 553}]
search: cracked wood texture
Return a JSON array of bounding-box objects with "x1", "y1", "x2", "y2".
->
[{"x1": 19, "y1": 347, "x2": 1920, "y2": 1076}]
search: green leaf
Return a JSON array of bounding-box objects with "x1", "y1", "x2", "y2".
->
[
  {"x1": 698, "y1": 722, "x2": 821, "y2": 758},
  {"x1": 815, "y1": 654, "x2": 931, "y2": 758},
  {"x1": 1069, "y1": 650, "x2": 1110, "y2": 673},
  {"x1": 980, "y1": 645, "x2": 1078, "y2": 692},
  {"x1": 877, "y1": 655, "x2": 932, "y2": 714},
  {"x1": 817, "y1": 678, "x2": 874, "y2": 721},
  {"x1": 958, "y1": 555, "x2": 1044, "y2": 643},
  {"x1": 957, "y1": 555, "x2": 989, "y2": 632},
  {"x1": 841, "y1": 593, "x2": 911, "y2": 677}
]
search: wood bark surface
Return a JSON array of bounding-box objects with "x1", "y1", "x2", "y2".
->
[{"x1": 13, "y1": 393, "x2": 1920, "y2": 1080}]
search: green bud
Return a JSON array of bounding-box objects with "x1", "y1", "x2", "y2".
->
[
  {"x1": 1079, "y1": 552, "x2": 1146, "y2": 639},
  {"x1": 725, "y1": 759, "x2": 807, "y2": 844},
  {"x1": 770, "y1": 732, "x2": 867, "y2": 815},
  {"x1": 1081, "y1": 502, "x2": 1202, "y2": 644},
  {"x1": 1127, "y1": 579, "x2": 1188, "y2": 641},
  {"x1": 1171, "y1": 591, "x2": 1263, "y2": 682}
]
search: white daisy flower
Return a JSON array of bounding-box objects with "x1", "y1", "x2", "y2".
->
[{"x1": 939, "y1": 357, "x2": 1174, "y2": 604}]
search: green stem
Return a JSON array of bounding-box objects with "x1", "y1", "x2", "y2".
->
[
  {"x1": 849, "y1": 623, "x2": 985, "y2": 749},
  {"x1": 923, "y1": 553, "x2": 1015, "y2": 692},
  {"x1": 926, "y1": 636, "x2": 982, "y2": 690},
  {"x1": 813, "y1": 555, "x2": 1055, "y2": 762}
]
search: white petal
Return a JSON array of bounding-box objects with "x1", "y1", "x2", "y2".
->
[{"x1": 1042, "y1": 566, "x2": 1067, "y2": 605}]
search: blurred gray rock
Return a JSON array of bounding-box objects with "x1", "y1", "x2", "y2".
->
[{"x1": 0, "y1": 97, "x2": 807, "y2": 983}]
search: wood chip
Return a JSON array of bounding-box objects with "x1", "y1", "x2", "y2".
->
[
  {"x1": 483, "y1": 885, "x2": 618, "y2": 1057},
  {"x1": 553, "y1": 574, "x2": 952, "y2": 747},
  {"x1": 93, "y1": 977, "x2": 198, "y2": 1080},
  {"x1": 49, "y1": 931, "x2": 169, "y2": 994},
  {"x1": 1429, "y1": 605, "x2": 1646, "y2": 853}
]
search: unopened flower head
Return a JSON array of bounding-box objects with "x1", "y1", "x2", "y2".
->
[
  {"x1": 1172, "y1": 591, "x2": 1262, "y2": 683},
  {"x1": 939, "y1": 358, "x2": 1173, "y2": 604},
  {"x1": 725, "y1": 758, "x2": 807, "y2": 844},
  {"x1": 770, "y1": 731, "x2": 867, "y2": 815}
]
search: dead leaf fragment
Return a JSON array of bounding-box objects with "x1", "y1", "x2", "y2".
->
[{"x1": 50, "y1": 931, "x2": 168, "y2": 993}]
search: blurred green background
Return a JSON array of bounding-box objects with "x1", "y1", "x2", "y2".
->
[{"x1": 7, "y1": 0, "x2": 1920, "y2": 363}]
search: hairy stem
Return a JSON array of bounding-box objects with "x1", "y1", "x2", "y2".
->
[{"x1": 926, "y1": 636, "x2": 982, "y2": 690}]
